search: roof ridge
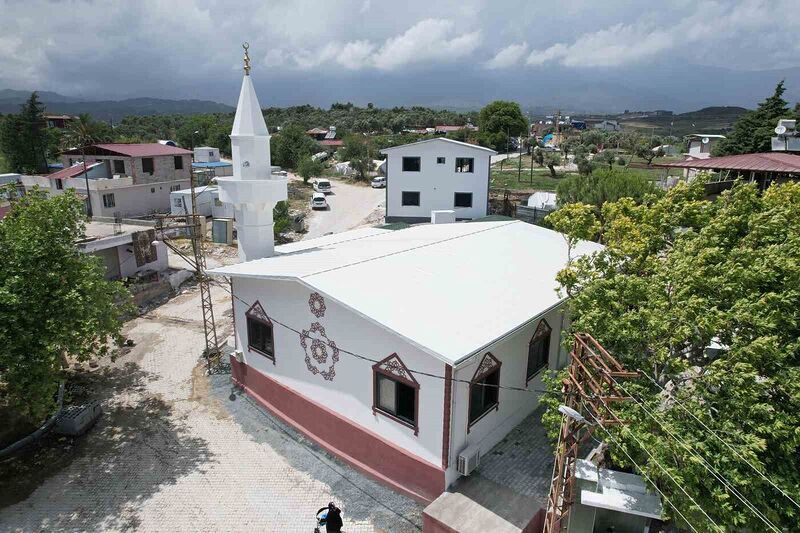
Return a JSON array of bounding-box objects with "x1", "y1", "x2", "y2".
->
[{"x1": 302, "y1": 221, "x2": 519, "y2": 279}]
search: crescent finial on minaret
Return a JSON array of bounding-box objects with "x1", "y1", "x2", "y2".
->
[{"x1": 243, "y1": 42, "x2": 251, "y2": 76}]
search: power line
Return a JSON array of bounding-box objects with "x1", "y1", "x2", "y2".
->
[
  {"x1": 584, "y1": 407, "x2": 702, "y2": 533},
  {"x1": 603, "y1": 375, "x2": 780, "y2": 532},
  {"x1": 640, "y1": 370, "x2": 800, "y2": 513},
  {"x1": 209, "y1": 278, "x2": 559, "y2": 396}
]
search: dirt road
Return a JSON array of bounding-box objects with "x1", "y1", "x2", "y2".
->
[
  {"x1": 304, "y1": 179, "x2": 385, "y2": 239},
  {"x1": 0, "y1": 281, "x2": 421, "y2": 532}
]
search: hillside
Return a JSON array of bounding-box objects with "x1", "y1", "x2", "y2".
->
[
  {"x1": 0, "y1": 89, "x2": 234, "y2": 121},
  {"x1": 620, "y1": 106, "x2": 748, "y2": 136}
]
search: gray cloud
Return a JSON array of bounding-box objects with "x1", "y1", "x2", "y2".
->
[{"x1": 0, "y1": 0, "x2": 798, "y2": 109}]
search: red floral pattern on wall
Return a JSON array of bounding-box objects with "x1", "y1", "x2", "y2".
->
[
  {"x1": 300, "y1": 320, "x2": 340, "y2": 381},
  {"x1": 308, "y1": 292, "x2": 326, "y2": 318}
]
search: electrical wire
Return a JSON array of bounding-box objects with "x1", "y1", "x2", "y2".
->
[
  {"x1": 208, "y1": 278, "x2": 562, "y2": 396},
  {"x1": 604, "y1": 373, "x2": 781, "y2": 532},
  {"x1": 583, "y1": 407, "x2": 702, "y2": 533},
  {"x1": 639, "y1": 369, "x2": 800, "y2": 513}
]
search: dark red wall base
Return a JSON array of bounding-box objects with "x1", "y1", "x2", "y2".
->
[{"x1": 231, "y1": 357, "x2": 445, "y2": 503}]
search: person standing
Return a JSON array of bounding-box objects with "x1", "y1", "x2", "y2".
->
[{"x1": 325, "y1": 502, "x2": 343, "y2": 533}]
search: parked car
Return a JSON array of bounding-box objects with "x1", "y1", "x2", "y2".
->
[
  {"x1": 371, "y1": 176, "x2": 386, "y2": 188},
  {"x1": 310, "y1": 193, "x2": 328, "y2": 210},
  {"x1": 313, "y1": 178, "x2": 332, "y2": 194}
]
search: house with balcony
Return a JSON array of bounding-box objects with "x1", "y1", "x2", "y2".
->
[{"x1": 380, "y1": 138, "x2": 496, "y2": 223}]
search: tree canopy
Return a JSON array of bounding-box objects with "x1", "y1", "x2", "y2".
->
[
  {"x1": 270, "y1": 124, "x2": 318, "y2": 169},
  {"x1": 0, "y1": 92, "x2": 57, "y2": 173},
  {"x1": 0, "y1": 190, "x2": 131, "y2": 423},
  {"x1": 477, "y1": 100, "x2": 528, "y2": 152},
  {"x1": 714, "y1": 81, "x2": 794, "y2": 156},
  {"x1": 545, "y1": 178, "x2": 800, "y2": 530},
  {"x1": 555, "y1": 168, "x2": 660, "y2": 210}
]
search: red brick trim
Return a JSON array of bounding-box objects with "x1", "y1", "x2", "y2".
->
[
  {"x1": 230, "y1": 357, "x2": 445, "y2": 503},
  {"x1": 442, "y1": 364, "x2": 453, "y2": 469}
]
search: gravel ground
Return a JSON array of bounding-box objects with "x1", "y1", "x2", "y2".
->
[
  {"x1": 0, "y1": 283, "x2": 422, "y2": 532},
  {"x1": 304, "y1": 179, "x2": 385, "y2": 240}
]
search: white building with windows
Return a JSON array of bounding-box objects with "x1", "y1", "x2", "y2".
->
[
  {"x1": 207, "y1": 48, "x2": 602, "y2": 523},
  {"x1": 380, "y1": 138, "x2": 496, "y2": 223}
]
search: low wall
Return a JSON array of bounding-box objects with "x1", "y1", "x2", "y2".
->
[{"x1": 231, "y1": 357, "x2": 446, "y2": 503}]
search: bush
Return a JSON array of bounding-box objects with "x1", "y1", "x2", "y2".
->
[{"x1": 555, "y1": 168, "x2": 660, "y2": 209}]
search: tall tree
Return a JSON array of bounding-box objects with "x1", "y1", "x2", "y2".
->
[
  {"x1": 477, "y1": 101, "x2": 528, "y2": 152},
  {"x1": 544, "y1": 178, "x2": 800, "y2": 530},
  {"x1": 0, "y1": 92, "x2": 50, "y2": 174},
  {"x1": 555, "y1": 168, "x2": 660, "y2": 210},
  {"x1": 714, "y1": 81, "x2": 792, "y2": 155},
  {"x1": 296, "y1": 156, "x2": 324, "y2": 185},
  {"x1": 270, "y1": 124, "x2": 317, "y2": 169},
  {"x1": 63, "y1": 114, "x2": 112, "y2": 216},
  {"x1": 0, "y1": 189, "x2": 130, "y2": 423}
]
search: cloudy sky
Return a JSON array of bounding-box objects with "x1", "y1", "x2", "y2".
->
[{"x1": 2, "y1": 0, "x2": 799, "y2": 111}]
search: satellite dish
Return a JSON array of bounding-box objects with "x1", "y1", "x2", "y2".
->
[
  {"x1": 775, "y1": 125, "x2": 787, "y2": 135},
  {"x1": 702, "y1": 137, "x2": 710, "y2": 144}
]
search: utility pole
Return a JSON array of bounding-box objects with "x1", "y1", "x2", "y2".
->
[
  {"x1": 543, "y1": 333, "x2": 639, "y2": 533},
  {"x1": 155, "y1": 170, "x2": 220, "y2": 371}
]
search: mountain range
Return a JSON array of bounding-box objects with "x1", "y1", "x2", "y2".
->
[{"x1": 0, "y1": 89, "x2": 235, "y2": 121}]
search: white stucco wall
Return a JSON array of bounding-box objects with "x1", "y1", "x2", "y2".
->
[
  {"x1": 87, "y1": 179, "x2": 190, "y2": 218},
  {"x1": 444, "y1": 304, "x2": 570, "y2": 487},
  {"x1": 384, "y1": 140, "x2": 492, "y2": 221},
  {"x1": 232, "y1": 277, "x2": 448, "y2": 468}
]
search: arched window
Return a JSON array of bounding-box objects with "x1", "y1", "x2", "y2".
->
[
  {"x1": 372, "y1": 353, "x2": 420, "y2": 435},
  {"x1": 246, "y1": 301, "x2": 275, "y2": 363},
  {"x1": 527, "y1": 319, "x2": 552, "y2": 383},
  {"x1": 468, "y1": 352, "x2": 501, "y2": 430}
]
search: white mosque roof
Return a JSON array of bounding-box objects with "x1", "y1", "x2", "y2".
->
[{"x1": 209, "y1": 220, "x2": 602, "y2": 364}]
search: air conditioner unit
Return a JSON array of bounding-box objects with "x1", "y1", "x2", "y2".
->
[{"x1": 457, "y1": 444, "x2": 481, "y2": 476}]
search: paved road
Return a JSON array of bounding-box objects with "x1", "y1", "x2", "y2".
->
[
  {"x1": 304, "y1": 179, "x2": 385, "y2": 240},
  {"x1": 0, "y1": 282, "x2": 422, "y2": 532}
]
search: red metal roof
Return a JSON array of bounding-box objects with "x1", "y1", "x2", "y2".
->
[
  {"x1": 47, "y1": 162, "x2": 103, "y2": 180},
  {"x1": 63, "y1": 143, "x2": 192, "y2": 157},
  {"x1": 657, "y1": 153, "x2": 800, "y2": 173},
  {"x1": 320, "y1": 139, "x2": 344, "y2": 147}
]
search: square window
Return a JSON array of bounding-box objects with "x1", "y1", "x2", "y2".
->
[
  {"x1": 174, "y1": 155, "x2": 184, "y2": 170},
  {"x1": 102, "y1": 193, "x2": 115, "y2": 208},
  {"x1": 454, "y1": 192, "x2": 472, "y2": 208},
  {"x1": 170, "y1": 184, "x2": 181, "y2": 192},
  {"x1": 436, "y1": 157, "x2": 446, "y2": 164},
  {"x1": 469, "y1": 368, "x2": 499, "y2": 424},
  {"x1": 113, "y1": 159, "x2": 125, "y2": 174},
  {"x1": 55, "y1": 179, "x2": 63, "y2": 190},
  {"x1": 247, "y1": 316, "x2": 274, "y2": 359},
  {"x1": 150, "y1": 187, "x2": 155, "y2": 193},
  {"x1": 402, "y1": 157, "x2": 421, "y2": 172},
  {"x1": 401, "y1": 191, "x2": 420, "y2": 206},
  {"x1": 142, "y1": 157, "x2": 154, "y2": 174},
  {"x1": 455, "y1": 157, "x2": 474, "y2": 173}
]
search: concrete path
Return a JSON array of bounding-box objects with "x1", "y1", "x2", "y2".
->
[
  {"x1": 0, "y1": 283, "x2": 422, "y2": 532},
  {"x1": 304, "y1": 179, "x2": 385, "y2": 240}
]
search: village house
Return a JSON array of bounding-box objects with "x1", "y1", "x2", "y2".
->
[
  {"x1": 208, "y1": 55, "x2": 603, "y2": 513},
  {"x1": 78, "y1": 221, "x2": 168, "y2": 281},
  {"x1": 685, "y1": 134, "x2": 726, "y2": 159},
  {"x1": 380, "y1": 137, "x2": 495, "y2": 223},
  {"x1": 22, "y1": 143, "x2": 192, "y2": 217}
]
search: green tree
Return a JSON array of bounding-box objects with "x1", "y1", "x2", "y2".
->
[
  {"x1": 594, "y1": 149, "x2": 616, "y2": 170},
  {"x1": 296, "y1": 156, "x2": 324, "y2": 184},
  {"x1": 0, "y1": 190, "x2": 130, "y2": 423},
  {"x1": 546, "y1": 178, "x2": 800, "y2": 530},
  {"x1": 270, "y1": 124, "x2": 317, "y2": 169},
  {"x1": 543, "y1": 151, "x2": 561, "y2": 178},
  {"x1": 714, "y1": 81, "x2": 792, "y2": 155},
  {"x1": 555, "y1": 168, "x2": 660, "y2": 210},
  {"x1": 0, "y1": 92, "x2": 50, "y2": 173},
  {"x1": 350, "y1": 155, "x2": 374, "y2": 181},
  {"x1": 477, "y1": 101, "x2": 528, "y2": 152},
  {"x1": 63, "y1": 114, "x2": 113, "y2": 217}
]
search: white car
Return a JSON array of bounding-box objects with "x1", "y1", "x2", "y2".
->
[
  {"x1": 310, "y1": 193, "x2": 328, "y2": 210},
  {"x1": 313, "y1": 178, "x2": 332, "y2": 194},
  {"x1": 371, "y1": 176, "x2": 386, "y2": 188}
]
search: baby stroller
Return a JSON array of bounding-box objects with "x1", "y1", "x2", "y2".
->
[{"x1": 313, "y1": 507, "x2": 329, "y2": 533}]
